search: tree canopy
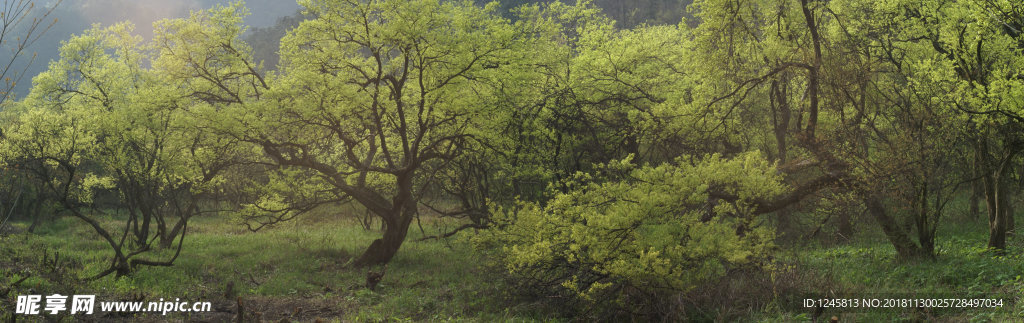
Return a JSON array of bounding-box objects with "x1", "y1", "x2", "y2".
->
[{"x1": 4, "y1": 0, "x2": 1024, "y2": 318}]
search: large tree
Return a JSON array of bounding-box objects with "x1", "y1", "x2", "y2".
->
[
  {"x1": 207, "y1": 0, "x2": 532, "y2": 266},
  {"x1": 668, "y1": 0, "x2": 980, "y2": 259},
  {"x1": 0, "y1": 20, "x2": 243, "y2": 278},
  {"x1": 923, "y1": 0, "x2": 1024, "y2": 251}
]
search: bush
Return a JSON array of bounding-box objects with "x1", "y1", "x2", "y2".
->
[{"x1": 474, "y1": 152, "x2": 787, "y2": 318}]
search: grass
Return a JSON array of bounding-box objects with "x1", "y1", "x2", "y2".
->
[
  {"x1": 759, "y1": 217, "x2": 1024, "y2": 322},
  {"x1": 0, "y1": 209, "x2": 560, "y2": 322},
  {"x1": 3, "y1": 203, "x2": 1024, "y2": 321}
]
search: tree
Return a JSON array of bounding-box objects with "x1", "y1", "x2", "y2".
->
[
  {"x1": 675, "y1": 0, "x2": 854, "y2": 243},
  {"x1": 430, "y1": 1, "x2": 696, "y2": 237},
  {"x1": 788, "y1": 0, "x2": 976, "y2": 258},
  {"x1": 0, "y1": 0, "x2": 61, "y2": 230},
  {"x1": 876, "y1": 0, "x2": 1024, "y2": 250},
  {"x1": 937, "y1": 0, "x2": 1024, "y2": 251},
  {"x1": 673, "y1": 0, "x2": 977, "y2": 259},
  {"x1": 0, "y1": 19, "x2": 243, "y2": 278},
  {"x1": 209, "y1": 0, "x2": 531, "y2": 266},
  {"x1": 492, "y1": 0, "x2": 694, "y2": 194},
  {"x1": 1, "y1": 0, "x2": 61, "y2": 105}
]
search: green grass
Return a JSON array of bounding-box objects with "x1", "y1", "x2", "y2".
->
[
  {"x1": 760, "y1": 218, "x2": 1024, "y2": 322},
  {"x1": 5, "y1": 204, "x2": 1024, "y2": 322},
  {"x1": 0, "y1": 211, "x2": 560, "y2": 322}
]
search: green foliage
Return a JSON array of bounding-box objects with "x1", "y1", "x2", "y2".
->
[
  {"x1": 205, "y1": 0, "x2": 546, "y2": 265},
  {"x1": 5, "y1": 0, "x2": 1024, "y2": 320},
  {"x1": 475, "y1": 152, "x2": 785, "y2": 311},
  {"x1": 0, "y1": 4, "x2": 253, "y2": 278},
  {"x1": 475, "y1": 0, "x2": 694, "y2": 28}
]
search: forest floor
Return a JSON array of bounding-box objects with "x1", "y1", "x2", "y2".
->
[
  {"x1": 763, "y1": 217, "x2": 1024, "y2": 322},
  {"x1": 0, "y1": 211, "x2": 557, "y2": 322},
  {"x1": 1, "y1": 208, "x2": 1023, "y2": 321}
]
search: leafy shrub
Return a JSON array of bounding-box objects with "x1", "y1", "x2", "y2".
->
[{"x1": 474, "y1": 152, "x2": 787, "y2": 317}]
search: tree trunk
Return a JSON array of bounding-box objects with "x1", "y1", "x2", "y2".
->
[
  {"x1": 160, "y1": 218, "x2": 186, "y2": 249},
  {"x1": 1006, "y1": 190, "x2": 1015, "y2": 235},
  {"x1": 160, "y1": 202, "x2": 196, "y2": 248},
  {"x1": 770, "y1": 79, "x2": 793, "y2": 237},
  {"x1": 970, "y1": 151, "x2": 983, "y2": 221},
  {"x1": 864, "y1": 196, "x2": 926, "y2": 259},
  {"x1": 914, "y1": 184, "x2": 936, "y2": 257},
  {"x1": 970, "y1": 183, "x2": 981, "y2": 221},
  {"x1": 27, "y1": 199, "x2": 42, "y2": 233},
  {"x1": 115, "y1": 258, "x2": 131, "y2": 278},
  {"x1": 353, "y1": 174, "x2": 417, "y2": 267},
  {"x1": 982, "y1": 145, "x2": 1018, "y2": 251},
  {"x1": 353, "y1": 214, "x2": 412, "y2": 267},
  {"x1": 985, "y1": 191, "x2": 1005, "y2": 250},
  {"x1": 799, "y1": 0, "x2": 822, "y2": 139},
  {"x1": 985, "y1": 176, "x2": 1011, "y2": 250},
  {"x1": 837, "y1": 208, "x2": 854, "y2": 240}
]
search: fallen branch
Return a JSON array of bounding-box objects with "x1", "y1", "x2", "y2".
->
[{"x1": 0, "y1": 274, "x2": 31, "y2": 298}]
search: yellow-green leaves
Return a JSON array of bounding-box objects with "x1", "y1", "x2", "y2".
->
[
  {"x1": 0, "y1": 4, "x2": 254, "y2": 274},
  {"x1": 477, "y1": 151, "x2": 784, "y2": 304}
]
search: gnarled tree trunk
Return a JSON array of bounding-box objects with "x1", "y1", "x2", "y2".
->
[
  {"x1": 353, "y1": 214, "x2": 412, "y2": 266},
  {"x1": 864, "y1": 196, "x2": 928, "y2": 260},
  {"x1": 353, "y1": 174, "x2": 417, "y2": 267}
]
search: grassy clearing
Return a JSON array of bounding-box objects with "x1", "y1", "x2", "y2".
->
[
  {"x1": 0, "y1": 210, "x2": 559, "y2": 322},
  {"x1": 3, "y1": 205, "x2": 1024, "y2": 321},
  {"x1": 759, "y1": 218, "x2": 1024, "y2": 322}
]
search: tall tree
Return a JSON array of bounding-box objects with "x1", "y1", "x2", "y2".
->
[
  {"x1": 679, "y1": 0, "x2": 982, "y2": 259},
  {"x1": 0, "y1": 20, "x2": 242, "y2": 278},
  {"x1": 214, "y1": 0, "x2": 532, "y2": 266},
  {"x1": 891, "y1": 0, "x2": 1024, "y2": 250}
]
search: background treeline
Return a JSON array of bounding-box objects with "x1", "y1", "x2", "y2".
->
[
  {"x1": 5, "y1": 0, "x2": 694, "y2": 98},
  {"x1": 242, "y1": 0, "x2": 696, "y2": 71}
]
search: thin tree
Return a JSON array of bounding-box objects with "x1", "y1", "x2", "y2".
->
[{"x1": 1, "y1": 0, "x2": 61, "y2": 105}]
